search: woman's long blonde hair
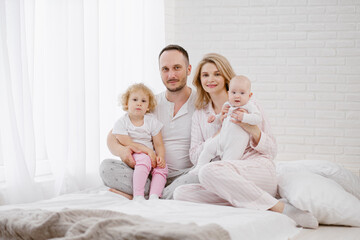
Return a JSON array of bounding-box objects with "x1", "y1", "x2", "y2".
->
[{"x1": 192, "y1": 53, "x2": 236, "y2": 110}]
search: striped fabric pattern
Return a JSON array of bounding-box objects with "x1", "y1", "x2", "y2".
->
[{"x1": 175, "y1": 100, "x2": 279, "y2": 210}]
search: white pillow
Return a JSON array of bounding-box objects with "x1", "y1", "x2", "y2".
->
[
  {"x1": 278, "y1": 171, "x2": 360, "y2": 227},
  {"x1": 276, "y1": 160, "x2": 360, "y2": 200}
]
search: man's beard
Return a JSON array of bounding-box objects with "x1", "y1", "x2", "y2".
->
[{"x1": 166, "y1": 80, "x2": 186, "y2": 92}]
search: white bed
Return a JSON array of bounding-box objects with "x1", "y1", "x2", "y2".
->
[
  {"x1": 0, "y1": 187, "x2": 300, "y2": 240},
  {"x1": 0, "y1": 160, "x2": 359, "y2": 240}
]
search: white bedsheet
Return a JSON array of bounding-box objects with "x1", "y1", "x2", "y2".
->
[{"x1": 0, "y1": 187, "x2": 300, "y2": 240}]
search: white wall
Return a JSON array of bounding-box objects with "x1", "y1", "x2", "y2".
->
[{"x1": 165, "y1": 0, "x2": 360, "y2": 175}]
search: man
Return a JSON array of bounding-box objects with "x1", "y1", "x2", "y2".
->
[{"x1": 99, "y1": 45, "x2": 197, "y2": 199}]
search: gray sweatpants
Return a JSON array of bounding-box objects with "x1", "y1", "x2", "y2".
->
[{"x1": 99, "y1": 159, "x2": 199, "y2": 199}]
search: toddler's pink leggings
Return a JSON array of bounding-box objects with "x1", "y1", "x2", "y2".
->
[{"x1": 133, "y1": 153, "x2": 168, "y2": 197}]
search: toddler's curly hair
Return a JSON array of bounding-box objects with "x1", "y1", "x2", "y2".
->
[{"x1": 120, "y1": 83, "x2": 157, "y2": 113}]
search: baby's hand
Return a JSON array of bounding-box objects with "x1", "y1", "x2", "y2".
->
[
  {"x1": 208, "y1": 115, "x2": 216, "y2": 123},
  {"x1": 156, "y1": 156, "x2": 166, "y2": 168},
  {"x1": 220, "y1": 104, "x2": 230, "y2": 123}
]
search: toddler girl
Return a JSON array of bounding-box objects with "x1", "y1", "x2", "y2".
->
[{"x1": 112, "y1": 83, "x2": 168, "y2": 200}]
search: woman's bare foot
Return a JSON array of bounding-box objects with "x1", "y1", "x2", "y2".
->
[{"x1": 109, "y1": 188, "x2": 133, "y2": 200}]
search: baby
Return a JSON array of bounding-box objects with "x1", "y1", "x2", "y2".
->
[
  {"x1": 190, "y1": 75, "x2": 262, "y2": 174},
  {"x1": 112, "y1": 83, "x2": 168, "y2": 200}
]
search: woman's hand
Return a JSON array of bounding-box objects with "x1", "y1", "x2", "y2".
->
[{"x1": 230, "y1": 109, "x2": 262, "y2": 146}]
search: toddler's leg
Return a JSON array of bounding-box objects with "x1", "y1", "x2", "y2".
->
[
  {"x1": 149, "y1": 164, "x2": 168, "y2": 198},
  {"x1": 133, "y1": 153, "x2": 152, "y2": 197}
]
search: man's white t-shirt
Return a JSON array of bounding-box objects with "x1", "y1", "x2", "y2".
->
[{"x1": 154, "y1": 90, "x2": 196, "y2": 175}]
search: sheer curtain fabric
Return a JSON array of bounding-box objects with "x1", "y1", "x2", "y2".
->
[{"x1": 0, "y1": 0, "x2": 165, "y2": 204}]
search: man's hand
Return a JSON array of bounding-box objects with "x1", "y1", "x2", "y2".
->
[{"x1": 120, "y1": 145, "x2": 141, "y2": 168}]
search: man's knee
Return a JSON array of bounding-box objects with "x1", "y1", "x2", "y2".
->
[
  {"x1": 99, "y1": 159, "x2": 134, "y2": 191},
  {"x1": 99, "y1": 158, "x2": 117, "y2": 169},
  {"x1": 100, "y1": 159, "x2": 121, "y2": 177}
]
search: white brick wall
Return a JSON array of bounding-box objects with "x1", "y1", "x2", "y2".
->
[
  {"x1": 164, "y1": 0, "x2": 175, "y2": 44},
  {"x1": 165, "y1": 0, "x2": 360, "y2": 175}
]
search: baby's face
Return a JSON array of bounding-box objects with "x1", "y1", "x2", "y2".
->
[{"x1": 228, "y1": 78, "x2": 252, "y2": 107}]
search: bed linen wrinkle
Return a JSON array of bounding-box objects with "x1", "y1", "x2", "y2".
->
[{"x1": 0, "y1": 208, "x2": 230, "y2": 240}]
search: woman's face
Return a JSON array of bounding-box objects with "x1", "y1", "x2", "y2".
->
[{"x1": 200, "y1": 62, "x2": 226, "y2": 95}]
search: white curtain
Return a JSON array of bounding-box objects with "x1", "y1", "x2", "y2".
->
[{"x1": 0, "y1": 0, "x2": 165, "y2": 205}]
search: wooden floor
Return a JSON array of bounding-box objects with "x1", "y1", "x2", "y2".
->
[{"x1": 293, "y1": 226, "x2": 360, "y2": 240}]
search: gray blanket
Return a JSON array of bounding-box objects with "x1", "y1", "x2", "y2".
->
[{"x1": 0, "y1": 208, "x2": 230, "y2": 240}]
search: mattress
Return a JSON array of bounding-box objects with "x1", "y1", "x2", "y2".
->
[
  {"x1": 0, "y1": 187, "x2": 300, "y2": 240},
  {"x1": 1, "y1": 159, "x2": 359, "y2": 239}
]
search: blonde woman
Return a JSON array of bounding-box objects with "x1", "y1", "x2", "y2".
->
[
  {"x1": 189, "y1": 75, "x2": 262, "y2": 175},
  {"x1": 174, "y1": 53, "x2": 318, "y2": 229}
]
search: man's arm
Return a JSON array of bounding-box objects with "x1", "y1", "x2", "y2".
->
[
  {"x1": 114, "y1": 133, "x2": 156, "y2": 167},
  {"x1": 107, "y1": 130, "x2": 139, "y2": 168}
]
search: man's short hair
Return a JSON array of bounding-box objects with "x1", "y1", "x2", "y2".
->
[{"x1": 158, "y1": 44, "x2": 189, "y2": 65}]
